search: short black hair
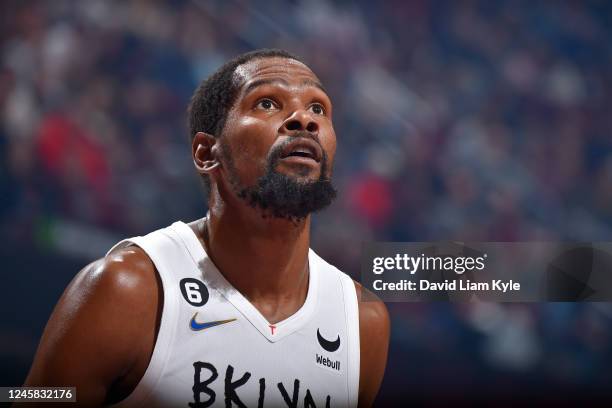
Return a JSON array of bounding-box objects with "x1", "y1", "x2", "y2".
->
[{"x1": 188, "y1": 48, "x2": 303, "y2": 140}]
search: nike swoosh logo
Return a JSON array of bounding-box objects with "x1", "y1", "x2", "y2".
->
[
  {"x1": 190, "y1": 313, "x2": 237, "y2": 331},
  {"x1": 317, "y1": 328, "x2": 341, "y2": 352}
]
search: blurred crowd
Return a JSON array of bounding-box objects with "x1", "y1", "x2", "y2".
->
[{"x1": 1, "y1": 0, "x2": 612, "y2": 398}]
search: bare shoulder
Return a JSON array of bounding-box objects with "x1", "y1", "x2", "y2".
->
[
  {"x1": 86, "y1": 246, "x2": 159, "y2": 300},
  {"x1": 25, "y1": 246, "x2": 162, "y2": 405},
  {"x1": 59, "y1": 246, "x2": 161, "y2": 333},
  {"x1": 353, "y1": 281, "x2": 390, "y2": 329},
  {"x1": 353, "y1": 281, "x2": 390, "y2": 408}
]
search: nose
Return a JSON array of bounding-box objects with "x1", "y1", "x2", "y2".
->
[{"x1": 281, "y1": 110, "x2": 319, "y2": 134}]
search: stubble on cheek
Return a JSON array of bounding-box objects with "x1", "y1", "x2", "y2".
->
[{"x1": 218, "y1": 137, "x2": 268, "y2": 189}]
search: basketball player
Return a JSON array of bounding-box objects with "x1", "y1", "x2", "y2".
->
[{"x1": 24, "y1": 49, "x2": 390, "y2": 407}]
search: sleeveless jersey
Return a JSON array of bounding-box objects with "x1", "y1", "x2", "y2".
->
[{"x1": 107, "y1": 221, "x2": 360, "y2": 408}]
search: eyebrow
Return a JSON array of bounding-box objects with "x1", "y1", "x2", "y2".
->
[{"x1": 242, "y1": 78, "x2": 328, "y2": 97}]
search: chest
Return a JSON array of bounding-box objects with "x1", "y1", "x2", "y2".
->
[{"x1": 153, "y1": 292, "x2": 350, "y2": 407}]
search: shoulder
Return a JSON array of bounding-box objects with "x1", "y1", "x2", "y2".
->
[
  {"x1": 67, "y1": 245, "x2": 162, "y2": 358},
  {"x1": 315, "y1": 254, "x2": 390, "y2": 332},
  {"x1": 63, "y1": 246, "x2": 161, "y2": 323},
  {"x1": 353, "y1": 280, "x2": 390, "y2": 408},
  {"x1": 353, "y1": 281, "x2": 390, "y2": 333},
  {"x1": 25, "y1": 245, "x2": 162, "y2": 402},
  {"x1": 86, "y1": 245, "x2": 159, "y2": 298},
  {"x1": 40, "y1": 244, "x2": 161, "y2": 357},
  {"x1": 51, "y1": 244, "x2": 160, "y2": 332},
  {"x1": 354, "y1": 281, "x2": 391, "y2": 355}
]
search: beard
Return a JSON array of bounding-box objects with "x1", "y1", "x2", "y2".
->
[{"x1": 220, "y1": 136, "x2": 337, "y2": 221}]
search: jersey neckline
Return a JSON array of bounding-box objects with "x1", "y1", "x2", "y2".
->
[{"x1": 170, "y1": 220, "x2": 319, "y2": 343}]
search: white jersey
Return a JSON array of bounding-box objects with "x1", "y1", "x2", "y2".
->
[{"x1": 107, "y1": 221, "x2": 360, "y2": 408}]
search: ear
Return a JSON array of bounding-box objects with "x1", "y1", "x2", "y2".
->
[{"x1": 192, "y1": 131, "x2": 220, "y2": 174}]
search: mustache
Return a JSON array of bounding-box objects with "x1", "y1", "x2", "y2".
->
[{"x1": 268, "y1": 131, "x2": 323, "y2": 162}]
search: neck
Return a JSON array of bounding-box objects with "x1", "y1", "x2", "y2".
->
[{"x1": 200, "y1": 192, "x2": 311, "y2": 306}]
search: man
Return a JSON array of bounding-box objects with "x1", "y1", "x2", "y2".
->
[{"x1": 25, "y1": 49, "x2": 390, "y2": 407}]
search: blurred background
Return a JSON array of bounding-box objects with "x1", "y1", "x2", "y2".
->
[{"x1": 1, "y1": 0, "x2": 612, "y2": 405}]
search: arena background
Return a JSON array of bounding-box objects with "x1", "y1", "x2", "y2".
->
[{"x1": 1, "y1": 0, "x2": 612, "y2": 405}]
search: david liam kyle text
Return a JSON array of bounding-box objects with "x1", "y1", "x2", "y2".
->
[{"x1": 373, "y1": 279, "x2": 521, "y2": 293}]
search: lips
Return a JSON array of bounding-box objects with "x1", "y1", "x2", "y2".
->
[{"x1": 280, "y1": 138, "x2": 322, "y2": 163}]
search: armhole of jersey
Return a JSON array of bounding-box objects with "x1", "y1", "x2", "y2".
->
[
  {"x1": 107, "y1": 237, "x2": 180, "y2": 408},
  {"x1": 339, "y1": 273, "x2": 360, "y2": 408}
]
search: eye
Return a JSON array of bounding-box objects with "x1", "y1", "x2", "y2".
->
[
  {"x1": 255, "y1": 98, "x2": 278, "y2": 111},
  {"x1": 309, "y1": 103, "x2": 325, "y2": 115}
]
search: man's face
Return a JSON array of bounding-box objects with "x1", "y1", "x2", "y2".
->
[{"x1": 217, "y1": 57, "x2": 337, "y2": 220}]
